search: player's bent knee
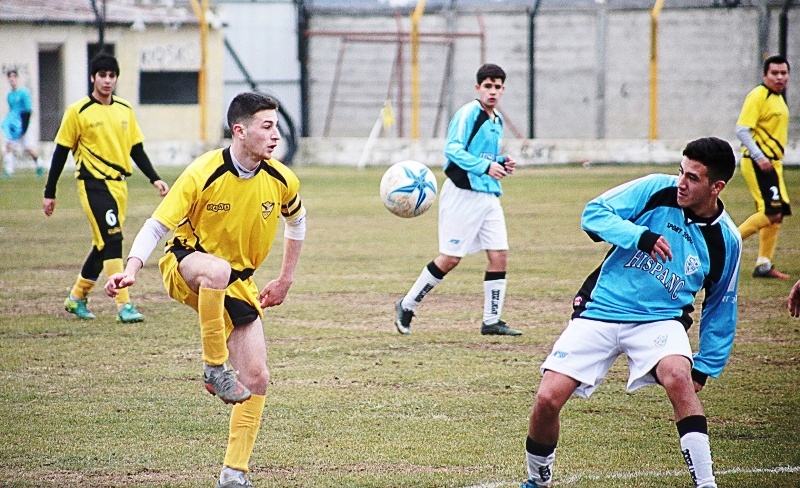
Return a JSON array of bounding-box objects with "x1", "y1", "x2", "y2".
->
[
  {"x1": 244, "y1": 366, "x2": 270, "y2": 395},
  {"x1": 534, "y1": 386, "x2": 569, "y2": 414},
  {"x1": 656, "y1": 363, "x2": 693, "y2": 391}
]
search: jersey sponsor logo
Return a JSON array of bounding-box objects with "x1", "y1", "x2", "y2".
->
[
  {"x1": 667, "y1": 221, "x2": 694, "y2": 244},
  {"x1": 653, "y1": 334, "x2": 668, "y2": 348},
  {"x1": 89, "y1": 120, "x2": 104, "y2": 128},
  {"x1": 206, "y1": 202, "x2": 231, "y2": 212},
  {"x1": 623, "y1": 250, "x2": 686, "y2": 300},
  {"x1": 684, "y1": 255, "x2": 700, "y2": 275},
  {"x1": 262, "y1": 201, "x2": 275, "y2": 220}
]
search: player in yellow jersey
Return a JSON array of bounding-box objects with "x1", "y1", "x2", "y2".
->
[
  {"x1": 105, "y1": 92, "x2": 306, "y2": 488},
  {"x1": 736, "y1": 55, "x2": 792, "y2": 279},
  {"x1": 42, "y1": 52, "x2": 170, "y2": 322}
]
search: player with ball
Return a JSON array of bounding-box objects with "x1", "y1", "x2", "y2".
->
[{"x1": 394, "y1": 63, "x2": 521, "y2": 336}]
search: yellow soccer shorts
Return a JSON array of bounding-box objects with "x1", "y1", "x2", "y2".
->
[
  {"x1": 740, "y1": 157, "x2": 792, "y2": 216},
  {"x1": 158, "y1": 251, "x2": 264, "y2": 336},
  {"x1": 77, "y1": 179, "x2": 128, "y2": 250}
]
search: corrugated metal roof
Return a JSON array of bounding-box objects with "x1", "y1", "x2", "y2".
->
[{"x1": 0, "y1": 0, "x2": 197, "y2": 25}]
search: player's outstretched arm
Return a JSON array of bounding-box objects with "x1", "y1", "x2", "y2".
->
[{"x1": 789, "y1": 279, "x2": 800, "y2": 318}]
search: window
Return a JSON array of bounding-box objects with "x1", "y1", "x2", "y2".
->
[{"x1": 139, "y1": 71, "x2": 199, "y2": 105}]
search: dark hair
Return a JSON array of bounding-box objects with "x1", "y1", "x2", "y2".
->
[
  {"x1": 682, "y1": 137, "x2": 735, "y2": 183},
  {"x1": 763, "y1": 55, "x2": 790, "y2": 75},
  {"x1": 227, "y1": 92, "x2": 279, "y2": 130},
  {"x1": 476, "y1": 63, "x2": 506, "y2": 85},
  {"x1": 90, "y1": 52, "x2": 120, "y2": 77},
  {"x1": 7, "y1": 69, "x2": 17, "y2": 77}
]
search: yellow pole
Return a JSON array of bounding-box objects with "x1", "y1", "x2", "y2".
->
[
  {"x1": 649, "y1": 0, "x2": 664, "y2": 141},
  {"x1": 188, "y1": 0, "x2": 208, "y2": 143},
  {"x1": 410, "y1": 0, "x2": 426, "y2": 140}
]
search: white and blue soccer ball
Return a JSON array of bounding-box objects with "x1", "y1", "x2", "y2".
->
[{"x1": 379, "y1": 160, "x2": 438, "y2": 218}]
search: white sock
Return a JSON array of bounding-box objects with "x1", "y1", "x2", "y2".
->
[
  {"x1": 35, "y1": 156, "x2": 44, "y2": 169},
  {"x1": 680, "y1": 432, "x2": 715, "y2": 487},
  {"x1": 401, "y1": 266, "x2": 442, "y2": 310},
  {"x1": 526, "y1": 450, "x2": 555, "y2": 486},
  {"x1": 482, "y1": 278, "x2": 507, "y2": 324},
  {"x1": 3, "y1": 151, "x2": 14, "y2": 174},
  {"x1": 755, "y1": 256, "x2": 771, "y2": 267}
]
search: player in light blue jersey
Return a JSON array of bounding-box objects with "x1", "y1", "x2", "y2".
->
[
  {"x1": 2, "y1": 70, "x2": 43, "y2": 177},
  {"x1": 395, "y1": 63, "x2": 520, "y2": 336},
  {"x1": 521, "y1": 137, "x2": 741, "y2": 488}
]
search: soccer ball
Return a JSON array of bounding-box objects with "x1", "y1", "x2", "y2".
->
[{"x1": 379, "y1": 160, "x2": 438, "y2": 218}]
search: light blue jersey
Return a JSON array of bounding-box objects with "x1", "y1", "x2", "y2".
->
[
  {"x1": 2, "y1": 87, "x2": 32, "y2": 141},
  {"x1": 443, "y1": 99, "x2": 504, "y2": 196},
  {"x1": 572, "y1": 173, "x2": 741, "y2": 379}
]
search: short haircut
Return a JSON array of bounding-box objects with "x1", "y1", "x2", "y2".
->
[
  {"x1": 227, "y1": 92, "x2": 279, "y2": 130},
  {"x1": 682, "y1": 137, "x2": 736, "y2": 183},
  {"x1": 763, "y1": 55, "x2": 790, "y2": 75},
  {"x1": 7, "y1": 69, "x2": 17, "y2": 77},
  {"x1": 476, "y1": 63, "x2": 506, "y2": 85},
  {"x1": 90, "y1": 52, "x2": 120, "y2": 77}
]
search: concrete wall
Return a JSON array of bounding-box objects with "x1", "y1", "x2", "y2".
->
[
  {"x1": 0, "y1": 22, "x2": 225, "y2": 149},
  {"x1": 306, "y1": 5, "x2": 800, "y2": 144}
]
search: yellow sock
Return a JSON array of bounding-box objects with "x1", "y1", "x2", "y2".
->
[
  {"x1": 758, "y1": 223, "x2": 780, "y2": 262},
  {"x1": 199, "y1": 287, "x2": 228, "y2": 366},
  {"x1": 223, "y1": 394, "x2": 266, "y2": 472},
  {"x1": 103, "y1": 258, "x2": 130, "y2": 306},
  {"x1": 70, "y1": 276, "x2": 96, "y2": 300},
  {"x1": 738, "y1": 213, "x2": 770, "y2": 240}
]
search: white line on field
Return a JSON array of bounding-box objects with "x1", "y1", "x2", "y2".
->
[{"x1": 463, "y1": 465, "x2": 800, "y2": 488}]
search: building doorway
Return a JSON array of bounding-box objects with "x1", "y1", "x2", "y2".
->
[{"x1": 38, "y1": 46, "x2": 63, "y2": 142}]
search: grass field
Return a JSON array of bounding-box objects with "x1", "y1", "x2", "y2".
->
[{"x1": 0, "y1": 163, "x2": 799, "y2": 487}]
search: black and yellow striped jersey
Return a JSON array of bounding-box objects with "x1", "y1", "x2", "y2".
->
[
  {"x1": 54, "y1": 95, "x2": 144, "y2": 181},
  {"x1": 736, "y1": 84, "x2": 789, "y2": 161},
  {"x1": 153, "y1": 147, "x2": 302, "y2": 273}
]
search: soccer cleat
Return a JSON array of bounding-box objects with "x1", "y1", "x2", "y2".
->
[
  {"x1": 64, "y1": 295, "x2": 96, "y2": 320},
  {"x1": 216, "y1": 468, "x2": 254, "y2": 488},
  {"x1": 521, "y1": 478, "x2": 550, "y2": 488},
  {"x1": 204, "y1": 366, "x2": 252, "y2": 405},
  {"x1": 395, "y1": 300, "x2": 414, "y2": 334},
  {"x1": 35, "y1": 166, "x2": 45, "y2": 177},
  {"x1": 116, "y1": 302, "x2": 144, "y2": 323},
  {"x1": 752, "y1": 264, "x2": 790, "y2": 280},
  {"x1": 481, "y1": 320, "x2": 522, "y2": 336}
]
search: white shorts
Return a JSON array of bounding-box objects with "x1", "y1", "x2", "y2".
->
[
  {"x1": 540, "y1": 317, "x2": 693, "y2": 398},
  {"x1": 4, "y1": 131, "x2": 35, "y2": 152},
  {"x1": 438, "y1": 178, "x2": 508, "y2": 257}
]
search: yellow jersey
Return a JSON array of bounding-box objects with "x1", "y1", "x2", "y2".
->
[
  {"x1": 153, "y1": 147, "x2": 302, "y2": 274},
  {"x1": 54, "y1": 95, "x2": 144, "y2": 180},
  {"x1": 736, "y1": 84, "x2": 789, "y2": 161}
]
